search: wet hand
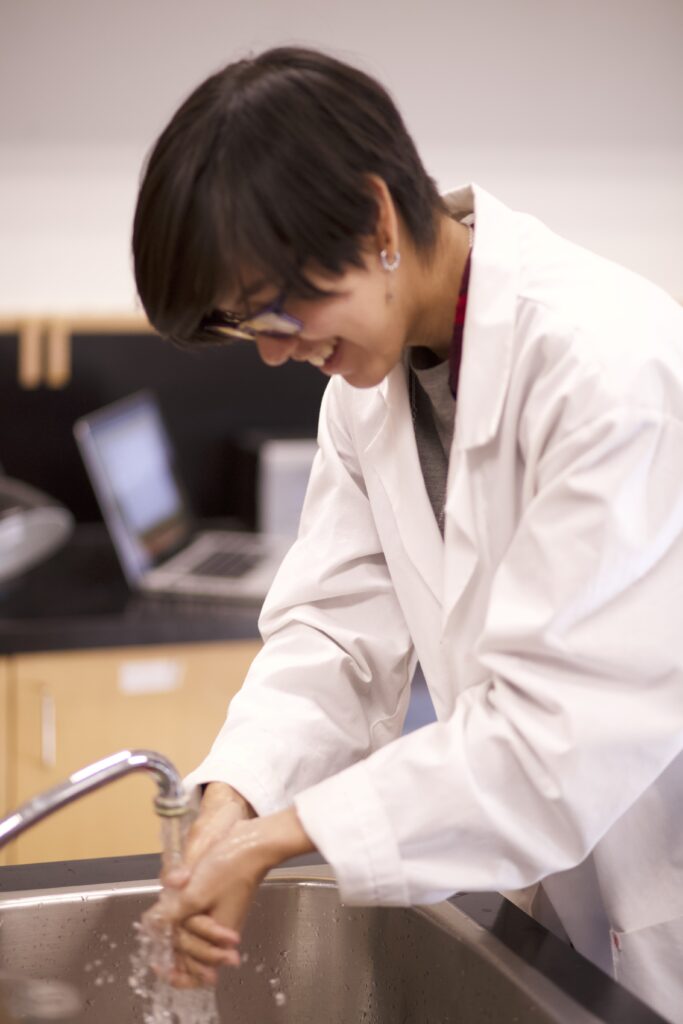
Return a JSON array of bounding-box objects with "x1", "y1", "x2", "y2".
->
[
  {"x1": 158, "y1": 808, "x2": 315, "y2": 988},
  {"x1": 147, "y1": 782, "x2": 254, "y2": 987},
  {"x1": 163, "y1": 781, "x2": 255, "y2": 886}
]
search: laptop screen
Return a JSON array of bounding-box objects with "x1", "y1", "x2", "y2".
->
[{"x1": 74, "y1": 392, "x2": 192, "y2": 582}]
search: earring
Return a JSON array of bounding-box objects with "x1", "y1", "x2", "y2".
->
[{"x1": 380, "y1": 248, "x2": 401, "y2": 272}]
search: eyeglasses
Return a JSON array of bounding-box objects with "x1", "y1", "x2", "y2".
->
[{"x1": 201, "y1": 292, "x2": 303, "y2": 342}]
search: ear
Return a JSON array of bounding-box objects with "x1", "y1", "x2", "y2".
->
[{"x1": 364, "y1": 174, "x2": 400, "y2": 259}]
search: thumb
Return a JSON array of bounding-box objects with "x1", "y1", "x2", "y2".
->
[{"x1": 161, "y1": 865, "x2": 191, "y2": 889}]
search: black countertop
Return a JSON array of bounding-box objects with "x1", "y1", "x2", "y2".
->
[{"x1": 0, "y1": 524, "x2": 261, "y2": 654}]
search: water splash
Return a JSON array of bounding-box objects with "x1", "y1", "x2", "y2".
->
[
  {"x1": 128, "y1": 915, "x2": 219, "y2": 1024},
  {"x1": 128, "y1": 806, "x2": 220, "y2": 1024}
]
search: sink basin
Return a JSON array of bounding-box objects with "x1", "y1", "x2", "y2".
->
[{"x1": 0, "y1": 866, "x2": 664, "y2": 1023}]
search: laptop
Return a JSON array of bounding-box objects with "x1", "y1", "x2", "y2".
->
[{"x1": 74, "y1": 391, "x2": 292, "y2": 601}]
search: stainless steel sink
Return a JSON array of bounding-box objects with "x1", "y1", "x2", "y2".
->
[{"x1": 0, "y1": 866, "x2": 658, "y2": 1023}]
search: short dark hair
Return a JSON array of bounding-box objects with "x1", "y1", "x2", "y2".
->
[{"x1": 132, "y1": 46, "x2": 446, "y2": 345}]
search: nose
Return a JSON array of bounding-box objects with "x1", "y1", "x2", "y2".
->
[
  {"x1": 255, "y1": 334, "x2": 318, "y2": 367},
  {"x1": 254, "y1": 334, "x2": 299, "y2": 367}
]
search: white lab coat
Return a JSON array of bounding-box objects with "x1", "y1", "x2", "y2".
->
[{"x1": 186, "y1": 184, "x2": 683, "y2": 1022}]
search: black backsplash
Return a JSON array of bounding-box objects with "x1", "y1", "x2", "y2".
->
[{"x1": 0, "y1": 332, "x2": 327, "y2": 526}]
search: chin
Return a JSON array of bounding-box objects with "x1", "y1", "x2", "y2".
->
[
  {"x1": 341, "y1": 370, "x2": 382, "y2": 389},
  {"x1": 344, "y1": 361, "x2": 394, "y2": 389},
  {"x1": 339, "y1": 352, "x2": 393, "y2": 387}
]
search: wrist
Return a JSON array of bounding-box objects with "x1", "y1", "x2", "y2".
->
[
  {"x1": 203, "y1": 781, "x2": 255, "y2": 819},
  {"x1": 256, "y1": 807, "x2": 316, "y2": 871}
]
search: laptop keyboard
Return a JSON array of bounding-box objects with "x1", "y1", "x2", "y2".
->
[{"x1": 192, "y1": 549, "x2": 260, "y2": 579}]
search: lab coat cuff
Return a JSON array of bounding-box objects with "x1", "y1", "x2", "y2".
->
[
  {"x1": 294, "y1": 761, "x2": 410, "y2": 906},
  {"x1": 183, "y1": 757, "x2": 288, "y2": 819}
]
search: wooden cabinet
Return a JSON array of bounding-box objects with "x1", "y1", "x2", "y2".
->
[
  {"x1": 0, "y1": 658, "x2": 9, "y2": 866},
  {"x1": 0, "y1": 658, "x2": 8, "y2": 814},
  {"x1": 3, "y1": 640, "x2": 260, "y2": 865}
]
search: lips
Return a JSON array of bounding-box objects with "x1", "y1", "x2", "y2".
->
[
  {"x1": 322, "y1": 339, "x2": 343, "y2": 373},
  {"x1": 306, "y1": 338, "x2": 339, "y2": 369}
]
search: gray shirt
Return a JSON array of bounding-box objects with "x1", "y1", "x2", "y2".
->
[{"x1": 405, "y1": 348, "x2": 455, "y2": 537}]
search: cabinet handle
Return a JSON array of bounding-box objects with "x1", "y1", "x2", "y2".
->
[{"x1": 41, "y1": 692, "x2": 57, "y2": 769}]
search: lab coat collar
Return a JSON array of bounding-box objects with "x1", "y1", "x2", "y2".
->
[
  {"x1": 446, "y1": 183, "x2": 520, "y2": 450},
  {"x1": 362, "y1": 364, "x2": 444, "y2": 605},
  {"x1": 360, "y1": 184, "x2": 521, "y2": 606},
  {"x1": 376, "y1": 183, "x2": 520, "y2": 452}
]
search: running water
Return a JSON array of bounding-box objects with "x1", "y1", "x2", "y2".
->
[{"x1": 128, "y1": 809, "x2": 220, "y2": 1024}]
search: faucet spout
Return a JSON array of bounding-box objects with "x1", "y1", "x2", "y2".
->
[{"x1": 0, "y1": 749, "x2": 192, "y2": 849}]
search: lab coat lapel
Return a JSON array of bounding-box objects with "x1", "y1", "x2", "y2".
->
[
  {"x1": 362, "y1": 366, "x2": 444, "y2": 605},
  {"x1": 363, "y1": 183, "x2": 520, "y2": 623},
  {"x1": 440, "y1": 183, "x2": 520, "y2": 631},
  {"x1": 441, "y1": 450, "x2": 481, "y2": 630}
]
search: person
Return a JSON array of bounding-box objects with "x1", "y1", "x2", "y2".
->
[{"x1": 132, "y1": 46, "x2": 683, "y2": 1021}]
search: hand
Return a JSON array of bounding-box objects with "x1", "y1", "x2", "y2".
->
[
  {"x1": 157, "y1": 807, "x2": 315, "y2": 989},
  {"x1": 147, "y1": 782, "x2": 254, "y2": 988},
  {"x1": 165, "y1": 782, "x2": 255, "y2": 883}
]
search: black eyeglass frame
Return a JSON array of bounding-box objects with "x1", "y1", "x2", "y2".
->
[{"x1": 201, "y1": 292, "x2": 303, "y2": 342}]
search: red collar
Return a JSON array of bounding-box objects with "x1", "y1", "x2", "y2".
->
[{"x1": 449, "y1": 249, "x2": 472, "y2": 399}]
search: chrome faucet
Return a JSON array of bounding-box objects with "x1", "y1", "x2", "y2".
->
[{"x1": 0, "y1": 748, "x2": 192, "y2": 848}]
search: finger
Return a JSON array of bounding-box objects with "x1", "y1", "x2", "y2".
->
[
  {"x1": 186, "y1": 959, "x2": 218, "y2": 988},
  {"x1": 141, "y1": 903, "x2": 173, "y2": 937},
  {"x1": 164, "y1": 963, "x2": 208, "y2": 990},
  {"x1": 184, "y1": 913, "x2": 241, "y2": 947},
  {"x1": 171, "y1": 946, "x2": 219, "y2": 987},
  {"x1": 152, "y1": 884, "x2": 199, "y2": 925},
  {"x1": 161, "y1": 866, "x2": 191, "y2": 888},
  {"x1": 174, "y1": 924, "x2": 240, "y2": 968},
  {"x1": 150, "y1": 952, "x2": 200, "y2": 990},
  {"x1": 167, "y1": 971, "x2": 201, "y2": 990}
]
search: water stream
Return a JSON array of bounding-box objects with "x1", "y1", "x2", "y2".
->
[{"x1": 128, "y1": 812, "x2": 220, "y2": 1024}]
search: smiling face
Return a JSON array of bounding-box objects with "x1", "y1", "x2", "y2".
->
[
  {"x1": 224, "y1": 246, "x2": 410, "y2": 390},
  {"x1": 212, "y1": 175, "x2": 472, "y2": 387},
  {"x1": 215, "y1": 174, "x2": 451, "y2": 390}
]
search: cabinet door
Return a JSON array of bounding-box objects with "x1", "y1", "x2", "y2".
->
[
  {"x1": 0, "y1": 658, "x2": 9, "y2": 866},
  {"x1": 8, "y1": 641, "x2": 260, "y2": 865}
]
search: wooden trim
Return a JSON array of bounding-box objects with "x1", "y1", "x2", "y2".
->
[
  {"x1": 45, "y1": 319, "x2": 72, "y2": 389},
  {"x1": 0, "y1": 658, "x2": 11, "y2": 866},
  {"x1": 17, "y1": 320, "x2": 45, "y2": 389},
  {"x1": 0, "y1": 314, "x2": 154, "y2": 338},
  {"x1": 1, "y1": 315, "x2": 156, "y2": 387},
  {"x1": 57, "y1": 314, "x2": 155, "y2": 335},
  {"x1": 0, "y1": 316, "x2": 22, "y2": 334}
]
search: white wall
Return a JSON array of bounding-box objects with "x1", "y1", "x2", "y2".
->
[{"x1": 1, "y1": 0, "x2": 681, "y2": 313}]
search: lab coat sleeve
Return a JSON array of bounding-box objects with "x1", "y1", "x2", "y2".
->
[
  {"x1": 183, "y1": 379, "x2": 417, "y2": 813},
  {"x1": 295, "y1": 407, "x2": 683, "y2": 906}
]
